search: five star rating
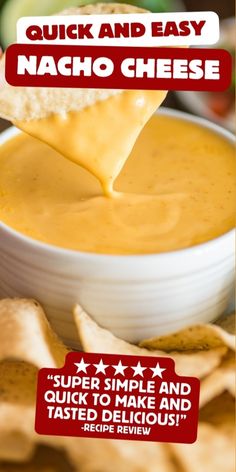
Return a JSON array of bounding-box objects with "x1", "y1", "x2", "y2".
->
[
  {"x1": 36, "y1": 352, "x2": 199, "y2": 443},
  {"x1": 74, "y1": 358, "x2": 165, "y2": 378}
]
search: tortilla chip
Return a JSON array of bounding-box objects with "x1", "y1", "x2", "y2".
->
[
  {"x1": 0, "y1": 300, "x2": 174, "y2": 472},
  {"x1": 0, "y1": 3, "x2": 145, "y2": 122},
  {"x1": 200, "y1": 392, "x2": 235, "y2": 435},
  {"x1": 0, "y1": 441, "x2": 175, "y2": 472},
  {"x1": 0, "y1": 299, "x2": 234, "y2": 472},
  {"x1": 0, "y1": 299, "x2": 68, "y2": 368},
  {"x1": 61, "y1": 2, "x2": 146, "y2": 15},
  {"x1": 0, "y1": 361, "x2": 79, "y2": 465},
  {"x1": 73, "y1": 305, "x2": 227, "y2": 378},
  {"x1": 64, "y1": 437, "x2": 176, "y2": 472},
  {"x1": 0, "y1": 360, "x2": 38, "y2": 461},
  {"x1": 140, "y1": 317, "x2": 235, "y2": 352},
  {"x1": 0, "y1": 300, "x2": 69, "y2": 463},
  {"x1": 0, "y1": 360, "x2": 37, "y2": 406},
  {"x1": 0, "y1": 445, "x2": 76, "y2": 472},
  {"x1": 200, "y1": 353, "x2": 235, "y2": 407},
  {"x1": 0, "y1": 432, "x2": 34, "y2": 463},
  {"x1": 169, "y1": 423, "x2": 235, "y2": 472}
]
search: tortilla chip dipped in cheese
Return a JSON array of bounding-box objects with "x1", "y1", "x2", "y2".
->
[{"x1": 0, "y1": 3, "x2": 167, "y2": 196}]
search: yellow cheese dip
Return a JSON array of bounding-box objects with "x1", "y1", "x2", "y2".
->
[
  {"x1": 0, "y1": 114, "x2": 235, "y2": 254},
  {"x1": 16, "y1": 90, "x2": 166, "y2": 196}
]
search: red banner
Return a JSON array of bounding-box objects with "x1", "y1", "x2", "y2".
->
[
  {"x1": 5, "y1": 44, "x2": 231, "y2": 91},
  {"x1": 35, "y1": 352, "x2": 200, "y2": 443}
]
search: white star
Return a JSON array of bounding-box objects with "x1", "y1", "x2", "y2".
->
[
  {"x1": 74, "y1": 358, "x2": 90, "y2": 374},
  {"x1": 94, "y1": 359, "x2": 109, "y2": 375},
  {"x1": 112, "y1": 360, "x2": 128, "y2": 376},
  {"x1": 150, "y1": 363, "x2": 166, "y2": 378},
  {"x1": 131, "y1": 362, "x2": 146, "y2": 377}
]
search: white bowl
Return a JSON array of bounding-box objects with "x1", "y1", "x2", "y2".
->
[{"x1": 0, "y1": 108, "x2": 235, "y2": 348}]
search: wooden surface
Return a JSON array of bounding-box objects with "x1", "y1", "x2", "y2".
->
[{"x1": 0, "y1": 0, "x2": 234, "y2": 133}]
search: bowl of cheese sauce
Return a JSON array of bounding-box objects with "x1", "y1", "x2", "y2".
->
[{"x1": 0, "y1": 107, "x2": 235, "y2": 347}]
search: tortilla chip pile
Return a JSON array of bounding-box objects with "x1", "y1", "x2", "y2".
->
[{"x1": 0, "y1": 299, "x2": 235, "y2": 472}]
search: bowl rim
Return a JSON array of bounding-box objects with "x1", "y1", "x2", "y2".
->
[{"x1": 0, "y1": 106, "x2": 235, "y2": 262}]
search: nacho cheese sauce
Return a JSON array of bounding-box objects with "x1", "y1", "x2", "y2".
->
[
  {"x1": 16, "y1": 90, "x2": 166, "y2": 196},
  {"x1": 0, "y1": 114, "x2": 235, "y2": 254}
]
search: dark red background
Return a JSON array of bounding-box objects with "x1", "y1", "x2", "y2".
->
[
  {"x1": 35, "y1": 352, "x2": 200, "y2": 443},
  {"x1": 5, "y1": 44, "x2": 232, "y2": 92}
]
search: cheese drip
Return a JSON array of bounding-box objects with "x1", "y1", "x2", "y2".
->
[{"x1": 16, "y1": 90, "x2": 167, "y2": 195}]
